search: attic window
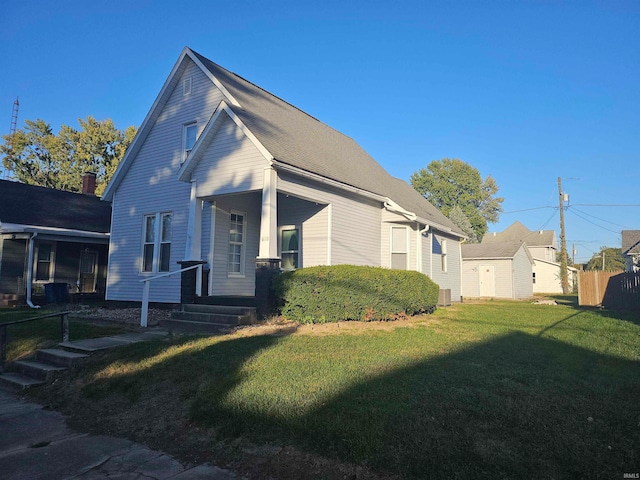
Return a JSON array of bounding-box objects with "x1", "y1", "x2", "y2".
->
[
  {"x1": 183, "y1": 77, "x2": 192, "y2": 96},
  {"x1": 183, "y1": 123, "x2": 197, "y2": 161}
]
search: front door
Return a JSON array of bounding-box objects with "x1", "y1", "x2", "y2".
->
[
  {"x1": 79, "y1": 251, "x2": 98, "y2": 293},
  {"x1": 479, "y1": 264, "x2": 496, "y2": 297}
]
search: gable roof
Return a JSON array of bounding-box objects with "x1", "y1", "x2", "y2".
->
[
  {"x1": 462, "y1": 241, "x2": 533, "y2": 263},
  {"x1": 622, "y1": 230, "x2": 640, "y2": 255},
  {"x1": 105, "y1": 47, "x2": 463, "y2": 237},
  {"x1": 482, "y1": 221, "x2": 556, "y2": 247},
  {"x1": 0, "y1": 180, "x2": 111, "y2": 234}
]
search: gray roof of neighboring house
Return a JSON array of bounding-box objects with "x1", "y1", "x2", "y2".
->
[
  {"x1": 622, "y1": 230, "x2": 640, "y2": 255},
  {"x1": 482, "y1": 221, "x2": 556, "y2": 247},
  {"x1": 462, "y1": 241, "x2": 528, "y2": 260},
  {"x1": 0, "y1": 180, "x2": 111, "y2": 233},
  {"x1": 191, "y1": 50, "x2": 463, "y2": 235}
]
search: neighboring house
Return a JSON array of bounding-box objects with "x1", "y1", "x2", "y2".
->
[
  {"x1": 102, "y1": 47, "x2": 465, "y2": 308},
  {"x1": 461, "y1": 241, "x2": 534, "y2": 299},
  {"x1": 482, "y1": 221, "x2": 576, "y2": 294},
  {"x1": 622, "y1": 230, "x2": 640, "y2": 273},
  {"x1": 0, "y1": 175, "x2": 111, "y2": 306}
]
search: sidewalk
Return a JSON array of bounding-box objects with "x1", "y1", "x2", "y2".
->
[{"x1": 0, "y1": 332, "x2": 239, "y2": 479}]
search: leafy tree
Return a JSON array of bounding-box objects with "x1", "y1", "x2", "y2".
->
[
  {"x1": 1, "y1": 116, "x2": 136, "y2": 196},
  {"x1": 448, "y1": 205, "x2": 479, "y2": 243},
  {"x1": 411, "y1": 158, "x2": 504, "y2": 239},
  {"x1": 585, "y1": 247, "x2": 625, "y2": 271}
]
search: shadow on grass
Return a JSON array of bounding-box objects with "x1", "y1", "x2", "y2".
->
[{"x1": 78, "y1": 327, "x2": 640, "y2": 479}]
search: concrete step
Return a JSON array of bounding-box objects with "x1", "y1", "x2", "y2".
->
[
  {"x1": 183, "y1": 303, "x2": 256, "y2": 316},
  {"x1": 159, "y1": 318, "x2": 234, "y2": 334},
  {"x1": 171, "y1": 311, "x2": 254, "y2": 326},
  {"x1": 0, "y1": 372, "x2": 46, "y2": 390},
  {"x1": 12, "y1": 360, "x2": 66, "y2": 381},
  {"x1": 36, "y1": 348, "x2": 89, "y2": 368}
]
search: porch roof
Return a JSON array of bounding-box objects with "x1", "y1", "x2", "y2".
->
[{"x1": 0, "y1": 180, "x2": 111, "y2": 234}]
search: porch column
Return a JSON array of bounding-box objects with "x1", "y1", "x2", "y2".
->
[
  {"x1": 184, "y1": 181, "x2": 203, "y2": 261},
  {"x1": 256, "y1": 167, "x2": 280, "y2": 319},
  {"x1": 258, "y1": 167, "x2": 278, "y2": 259}
]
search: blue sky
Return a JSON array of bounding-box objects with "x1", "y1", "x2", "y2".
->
[{"x1": 2, "y1": 0, "x2": 638, "y2": 263}]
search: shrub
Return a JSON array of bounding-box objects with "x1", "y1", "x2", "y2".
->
[{"x1": 272, "y1": 265, "x2": 439, "y2": 324}]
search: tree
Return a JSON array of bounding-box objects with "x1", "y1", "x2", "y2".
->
[
  {"x1": 585, "y1": 247, "x2": 625, "y2": 271},
  {"x1": 448, "y1": 205, "x2": 479, "y2": 243},
  {"x1": 1, "y1": 116, "x2": 136, "y2": 196},
  {"x1": 410, "y1": 158, "x2": 504, "y2": 239}
]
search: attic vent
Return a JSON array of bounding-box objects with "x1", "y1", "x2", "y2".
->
[{"x1": 183, "y1": 77, "x2": 192, "y2": 96}]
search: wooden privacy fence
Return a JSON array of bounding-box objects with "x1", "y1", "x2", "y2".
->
[{"x1": 578, "y1": 271, "x2": 640, "y2": 309}]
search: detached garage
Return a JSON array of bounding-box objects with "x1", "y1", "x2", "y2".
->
[{"x1": 461, "y1": 241, "x2": 534, "y2": 299}]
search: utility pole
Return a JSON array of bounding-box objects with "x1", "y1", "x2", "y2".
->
[{"x1": 558, "y1": 177, "x2": 569, "y2": 294}]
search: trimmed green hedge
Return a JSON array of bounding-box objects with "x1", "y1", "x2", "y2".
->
[{"x1": 272, "y1": 265, "x2": 439, "y2": 324}]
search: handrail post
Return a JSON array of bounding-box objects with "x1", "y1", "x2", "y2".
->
[
  {"x1": 0, "y1": 325, "x2": 6, "y2": 373},
  {"x1": 196, "y1": 263, "x2": 203, "y2": 297},
  {"x1": 141, "y1": 281, "x2": 150, "y2": 328},
  {"x1": 61, "y1": 313, "x2": 69, "y2": 343}
]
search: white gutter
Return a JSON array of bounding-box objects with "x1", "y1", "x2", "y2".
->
[
  {"x1": 0, "y1": 223, "x2": 109, "y2": 240},
  {"x1": 26, "y1": 232, "x2": 41, "y2": 309}
]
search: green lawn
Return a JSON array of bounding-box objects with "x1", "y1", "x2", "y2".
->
[
  {"x1": 32, "y1": 300, "x2": 640, "y2": 479},
  {"x1": 0, "y1": 309, "x2": 126, "y2": 362}
]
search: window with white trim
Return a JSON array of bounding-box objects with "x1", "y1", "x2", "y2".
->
[
  {"x1": 228, "y1": 211, "x2": 246, "y2": 275},
  {"x1": 35, "y1": 243, "x2": 54, "y2": 281},
  {"x1": 280, "y1": 226, "x2": 300, "y2": 271},
  {"x1": 183, "y1": 77, "x2": 192, "y2": 96},
  {"x1": 142, "y1": 212, "x2": 172, "y2": 273},
  {"x1": 391, "y1": 226, "x2": 408, "y2": 270},
  {"x1": 183, "y1": 123, "x2": 197, "y2": 162}
]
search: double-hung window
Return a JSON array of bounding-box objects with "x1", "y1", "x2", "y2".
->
[
  {"x1": 391, "y1": 226, "x2": 408, "y2": 270},
  {"x1": 280, "y1": 227, "x2": 300, "y2": 271},
  {"x1": 142, "y1": 212, "x2": 172, "y2": 273},
  {"x1": 36, "y1": 243, "x2": 54, "y2": 281},
  {"x1": 183, "y1": 123, "x2": 197, "y2": 162},
  {"x1": 228, "y1": 211, "x2": 246, "y2": 275}
]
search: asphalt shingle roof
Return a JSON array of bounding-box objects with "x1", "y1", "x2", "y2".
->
[
  {"x1": 482, "y1": 221, "x2": 555, "y2": 247},
  {"x1": 191, "y1": 50, "x2": 463, "y2": 235},
  {"x1": 0, "y1": 180, "x2": 111, "y2": 233},
  {"x1": 462, "y1": 241, "x2": 526, "y2": 259},
  {"x1": 622, "y1": 230, "x2": 640, "y2": 255}
]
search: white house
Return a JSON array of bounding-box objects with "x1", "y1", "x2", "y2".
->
[
  {"x1": 461, "y1": 241, "x2": 534, "y2": 299},
  {"x1": 482, "y1": 221, "x2": 576, "y2": 294},
  {"x1": 102, "y1": 47, "x2": 465, "y2": 310}
]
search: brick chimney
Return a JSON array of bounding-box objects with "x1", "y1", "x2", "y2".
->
[{"x1": 82, "y1": 172, "x2": 97, "y2": 196}]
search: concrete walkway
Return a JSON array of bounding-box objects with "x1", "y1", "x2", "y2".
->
[{"x1": 0, "y1": 331, "x2": 239, "y2": 479}]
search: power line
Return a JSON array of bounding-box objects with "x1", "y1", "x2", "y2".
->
[
  {"x1": 502, "y1": 206, "x2": 555, "y2": 214},
  {"x1": 567, "y1": 208, "x2": 621, "y2": 235},
  {"x1": 571, "y1": 203, "x2": 640, "y2": 207},
  {"x1": 570, "y1": 207, "x2": 631, "y2": 229}
]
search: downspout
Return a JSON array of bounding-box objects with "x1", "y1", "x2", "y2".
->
[
  {"x1": 26, "y1": 232, "x2": 41, "y2": 309},
  {"x1": 417, "y1": 223, "x2": 430, "y2": 273}
]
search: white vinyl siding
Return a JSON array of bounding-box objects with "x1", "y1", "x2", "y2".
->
[
  {"x1": 431, "y1": 233, "x2": 462, "y2": 301},
  {"x1": 461, "y1": 246, "x2": 532, "y2": 299},
  {"x1": 193, "y1": 114, "x2": 268, "y2": 197},
  {"x1": 107, "y1": 57, "x2": 221, "y2": 303},
  {"x1": 209, "y1": 193, "x2": 261, "y2": 296},
  {"x1": 277, "y1": 172, "x2": 381, "y2": 266},
  {"x1": 277, "y1": 194, "x2": 328, "y2": 267}
]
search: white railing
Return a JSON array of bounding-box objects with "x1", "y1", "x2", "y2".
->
[{"x1": 139, "y1": 264, "x2": 203, "y2": 327}]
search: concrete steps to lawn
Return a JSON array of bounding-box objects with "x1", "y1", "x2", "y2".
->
[
  {"x1": 161, "y1": 304, "x2": 257, "y2": 334},
  {"x1": 0, "y1": 348, "x2": 88, "y2": 391}
]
